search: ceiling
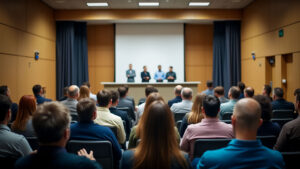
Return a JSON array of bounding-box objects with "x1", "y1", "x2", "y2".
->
[{"x1": 42, "y1": 0, "x2": 254, "y2": 9}]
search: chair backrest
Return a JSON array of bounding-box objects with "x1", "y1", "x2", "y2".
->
[
  {"x1": 272, "y1": 110, "x2": 294, "y2": 118},
  {"x1": 176, "y1": 120, "x2": 182, "y2": 131},
  {"x1": 281, "y1": 152, "x2": 300, "y2": 169},
  {"x1": 221, "y1": 120, "x2": 232, "y2": 124},
  {"x1": 174, "y1": 113, "x2": 186, "y2": 122},
  {"x1": 67, "y1": 140, "x2": 113, "y2": 169},
  {"x1": 26, "y1": 137, "x2": 39, "y2": 150},
  {"x1": 193, "y1": 138, "x2": 232, "y2": 158},
  {"x1": 221, "y1": 112, "x2": 232, "y2": 120},
  {"x1": 71, "y1": 114, "x2": 78, "y2": 121},
  {"x1": 107, "y1": 126, "x2": 118, "y2": 138},
  {"x1": 117, "y1": 107, "x2": 135, "y2": 121},
  {"x1": 256, "y1": 135, "x2": 277, "y2": 149},
  {"x1": 0, "y1": 156, "x2": 18, "y2": 169},
  {"x1": 271, "y1": 118, "x2": 293, "y2": 128}
]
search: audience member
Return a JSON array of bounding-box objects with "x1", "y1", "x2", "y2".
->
[
  {"x1": 95, "y1": 89, "x2": 126, "y2": 144},
  {"x1": 32, "y1": 84, "x2": 52, "y2": 104},
  {"x1": 15, "y1": 102, "x2": 101, "y2": 169},
  {"x1": 244, "y1": 87, "x2": 254, "y2": 98},
  {"x1": 0, "y1": 95, "x2": 32, "y2": 159},
  {"x1": 117, "y1": 87, "x2": 135, "y2": 121},
  {"x1": 123, "y1": 85, "x2": 135, "y2": 109},
  {"x1": 0, "y1": 85, "x2": 18, "y2": 122},
  {"x1": 11, "y1": 95, "x2": 36, "y2": 137},
  {"x1": 180, "y1": 95, "x2": 234, "y2": 159},
  {"x1": 272, "y1": 87, "x2": 294, "y2": 112},
  {"x1": 121, "y1": 101, "x2": 191, "y2": 169},
  {"x1": 195, "y1": 98, "x2": 284, "y2": 169},
  {"x1": 70, "y1": 98, "x2": 121, "y2": 168},
  {"x1": 58, "y1": 86, "x2": 69, "y2": 101},
  {"x1": 61, "y1": 85, "x2": 79, "y2": 118},
  {"x1": 154, "y1": 65, "x2": 165, "y2": 82},
  {"x1": 82, "y1": 81, "x2": 97, "y2": 101},
  {"x1": 78, "y1": 85, "x2": 90, "y2": 101},
  {"x1": 214, "y1": 86, "x2": 229, "y2": 103},
  {"x1": 136, "y1": 85, "x2": 158, "y2": 121},
  {"x1": 171, "y1": 88, "x2": 193, "y2": 114},
  {"x1": 168, "y1": 85, "x2": 183, "y2": 107},
  {"x1": 262, "y1": 84, "x2": 272, "y2": 101},
  {"x1": 238, "y1": 81, "x2": 245, "y2": 99},
  {"x1": 254, "y1": 95, "x2": 281, "y2": 137},
  {"x1": 219, "y1": 86, "x2": 240, "y2": 119},
  {"x1": 274, "y1": 89, "x2": 300, "y2": 151},
  {"x1": 179, "y1": 94, "x2": 205, "y2": 137},
  {"x1": 201, "y1": 80, "x2": 214, "y2": 96}
]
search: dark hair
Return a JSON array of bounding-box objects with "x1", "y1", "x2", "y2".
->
[
  {"x1": 206, "y1": 80, "x2": 213, "y2": 88},
  {"x1": 297, "y1": 93, "x2": 300, "y2": 102},
  {"x1": 124, "y1": 85, "x2": 129, "y2": 92},
  {"x1": 0, "y1": 85, "x2": 8, "y2": 96},
  {"x1": 295, "y1": 88, "x2": 300, "y2": 101},
  {"x1": 274, "y1": 88, "x2": 284, "y2": 98},
  {"x1": 82, "y1": 82, "x2": 90, "y2": 88},
  {"x1": 245, "y1": 87, "x2": 255, "y2": 97},
  {"x1": 32, "y1": 84, "x2": 42, "y2": 96},
  {"x1": 169, "y1": 66, "x2": 173, "y2": 69},
  {"x1": 264, "y1": 85, "x2": 272, "y2": 95},
  {"x1": 63, "y1": 87, "x2": 69, "y2": 95},
  {"x1": 145, "y1": 85, "x2": 158, "y2": 97},
  {"x1": 214, "y1": 86, "x2": 224, "y2": 95},
  {"x1": 253, "y1": 95, "x2": 272, "y2": 122},
  {"x1": 229, "y1": 86, "x2": 241, "y2": 99},
  {"x1": 118, "y1": 87, "x2": 127, "y2": 98},
  {"x1": 181, "y1": 88, "x2": 193, "y2": 99},
  {"x1": 97, "y1": 89, "x2": 112, "y2": 107},
  {"x1": 110, "y1": 90, "x2": 120, "y2": 104},
  {"x1": 0, "y1": 95, "x2": 12, "y2": 122},
  {"x1": 175, "y1": 86, "x2": 182, "y2": 95},
  {"x1": 238, "y1": 82, "x2": 245, "y2": 92},
  {"x1": 77, "y1": 98, "x2": 96, "y2": 123},
  {"x1": 203, "y1": 95, "x2": 220, "y2": 117}
]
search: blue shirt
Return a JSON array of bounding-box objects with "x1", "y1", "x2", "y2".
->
[
  {"x1": 219, "y1": 99, "x2": 237, "y2": 119},
  {"x1": 201, "y1": 89, "x2": 214, "y2": 96},
  {"x1": 154, "y1": 70, "x2": 165, "y2": 82},
  {"x1": 196, "y1": 139, "x2": 284, "y2": 169},
  {"x1": 257, "y1": 121, "x2": 281, "y2": 137},
  {"x1": 271, "y1": 99, "x2": 295, "y2": 111},
  {"x1": 35, "y1": 95, "x2": 52, "y2": 105}
]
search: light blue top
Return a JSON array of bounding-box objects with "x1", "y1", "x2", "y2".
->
[
  {"x1": 219, "y1": 99, "x2": 237, "y2": 119},
  {"x1": 154, "y1": 70, "x2": 165, "y2": 81},
  {"x1": 201, "y1": 89, "x2": 214, "y2": 96}
]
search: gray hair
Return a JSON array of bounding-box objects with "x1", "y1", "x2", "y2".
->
[
  {"x1": 68, "y1": 85, "x2": 79, "y2": 97},
  {"x1": 181, "y1": 87, "x2": 193, "y2": 100}
]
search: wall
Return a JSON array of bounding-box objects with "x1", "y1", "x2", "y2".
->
[
  {"x1": 0, "y1": 0, "x2": 56, "y2": 102},
  {"x1": 241, "y1": 0, "x2": 300, "y2": 102}
]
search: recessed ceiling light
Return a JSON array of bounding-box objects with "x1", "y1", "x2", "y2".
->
[
  {"x1": 87, "y1": 2, "x2": 108, "y2": 7},
  {"x1": 139, "y1": 2, "x2": 159, "y2": 7},
  {"x1": 189, "y1": 2, "x2": 210, "y2": 6}
]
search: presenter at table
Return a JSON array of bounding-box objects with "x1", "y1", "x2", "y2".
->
[
  {"x1": 166, "y1": 66, "x2": 177, "y2": 82},
  {"x1": 154, "y1": 65, "x2": 165, "y2": 82},
  {"x1": 126, "y1": 64, "x2": 136, "y2": 82},
  {"x1": 141, "y1": 65, "x2": 151, "y2": 82}
]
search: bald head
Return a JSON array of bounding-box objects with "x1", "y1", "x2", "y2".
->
[
  {"x1": 68, "y1": 85, "x2": 79, "y2": 99},
  {"x1": 244, "y1": 87, "x2": 255, "y2": 98},
  {"x1": 181, "y1": 87, "x2": 193, "y2": 100},
  {"x1": 174, "y1": 85, "x2": 183, "y2": 96}
]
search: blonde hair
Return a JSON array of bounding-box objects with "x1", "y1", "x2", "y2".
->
[
  {"x1": 187, "y1": 93, "x2": 205, "y2": 124},
  {"x1": 78, "y1": 85, "x2": 90, "y2": 100}
]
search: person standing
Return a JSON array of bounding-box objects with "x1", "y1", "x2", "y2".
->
[
  {"x1": 154, "y1": 65, "x2": 165, "y2": 82},
  {"x1": 166, "y1": 66, "x2": 177, "y2": 82},
  {"x1": 141, "y1": 66, "x2": 151, "y2": 82},
  {"x1": 126, "y1": 64, "x2": 136, "y2": 82}
]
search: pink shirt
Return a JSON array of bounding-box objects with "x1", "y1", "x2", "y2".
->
[{"x1": 180, "y1": 118, "x2": 234, "y2": 159}]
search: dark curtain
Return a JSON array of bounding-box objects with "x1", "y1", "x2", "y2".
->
[
  {"x1": 56, "y1": 21, "x2": 89, "y2": 100},
  {"x1": 213, "y1": 21, "x2": 241, "y2": 96}
]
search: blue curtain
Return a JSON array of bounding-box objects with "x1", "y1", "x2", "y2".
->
[
  {"x1": 56, "y1": 21, "x2": 89, "y2": 100},
  {"x1": 213, "y1": 21, "x2": 241, "y2": 96}
]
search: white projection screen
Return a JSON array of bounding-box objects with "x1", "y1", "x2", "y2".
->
[{"x1": 115, "y1": 23, "x2": 184, "y2": 83}]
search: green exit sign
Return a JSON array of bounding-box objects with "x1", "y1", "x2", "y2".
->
[{"x1": 279, "y1": 29, "x2": 284, "y2": 37}]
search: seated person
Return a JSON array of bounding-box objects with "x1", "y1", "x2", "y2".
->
[
  {"x1": 195, "y1": 98, "x2": 284, "y2": 169},
  {"x1": 244, "y1": 87, "x2": 255, "y2": 98},
  {"x1": 61, "y1": 85, "x2": 79, "y2": 119},
  {"x1": 0, "y1": 85, "x2": 18, "y2": 122},
  {"x1": 168, "y1": 85, "x2": 183, "y2": 108},
  {"x1": 201, "y1": 80, "x2": 214, "y2": 96},
  {"x1": 32, "y1": 84, "x2": 52, "y2": 105},
  {"x1": 15, "y1": 102, "x2": 101, "y2": 169},
  {"x1": 121, "y1": 101, "x2": 191, "y2": 169},
  {"x1": 214, "y1": 86, "x2": 228, "y2": 104},
  {"x1": 137, "y1": 85, "x2": 158, "y2": 121},
  {"x1": 180, "y1": 95, "x2": 234, "y2": 160},
  {"x1": 70, "y1": 98, "x2": 122, "y2": 168},
  {"x1": 272, "y1": 87, "x2": 294, "y2": 112},
  {"x1": 219, "y1": 86, "x2": 240, "y2": 119},
  {"x1": 117, "y1": 87, "x2": 135, "y2": 121},
  {"x1": 237, "y1": 82, "x2": 245, "y2": 99},
  {"x1": 171, "y1": 88, "x2": 193, "y2": 114},
  {"x1": 262, "y1": 84, "x2": 273, "y2": 101}
]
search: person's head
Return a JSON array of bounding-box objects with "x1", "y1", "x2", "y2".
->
[
  {"x1": 244, "y1": 87, "x2": 255, "y2": 98},
  {"x1": 145, "y1": 85, "x2": 158, "y2": 97},
  {"x1": 134, "y1": 101, "x2": 188, "y2": 169},
  {"x1": 143, "y1": 66, "x2": 147, "y2": 71},
  {"x1": 118, "y1": 87, "x2": 127, "y2": 98},
  {"x1": 169, "y1": 66, "x2": 173, "y2": 72},
  {"x1": 78, "y1": 85, "x2": 90, "y2": 100},
  {"x1": 273, "y1": 87, "x2": 284, "y2": 100},
  {"x1": 263, "y1": 84, "x2": 272, "y2": 96},
  {"x1": 214, "y1": 86, "x2": 225, "y2": 97},
  {"x1": 68, "y1": 85, "x2": 79, "y2": 99},
  {"x1": 12, "y1": 95, "x2": 36, "y2": 131},
  {"x1": 110, "y1": 90, "x2": 120, "y2": 106},
  {"x1": 181, "y1": 87, "x2": 193, "y2": 100},
  {"x1": 63, "y1": 86, "x2": 69, "y2": 97},
  {"x1": 129, "y1": 64, "x2": 132, "y2": 70},
  {"x1": 232, "y1": 98, "x2": 262, "y2": 136},
  {"x1": 158, "y1": 65, "x2": 162, "y2": 70},
  {"x1": 97, "y1": 89, "x2": 112, "y2": 108},
  {"x1": 33, "y1": 102, "x2": 71, "y2": 146},
  {"x1": 294, "y1": 88, "x2": 300, "y2": 97},
  {"x1": 174, "y1": 85, "x2": 183, "y2": 96},
  {"x1": 202, "y1": 95, "x2": 220, "y2": 118},
  {"x1": 294, "y1": 88, "x2": 300, "y2": 112},
  {"x1": 206, "y1": 80, "x2": 213, "y2": 89},
  {"x1": 0, "y1": 85, "x2": 10, "y2": 97},
  {"x1": 0, "y1": 95, "x2": 12, "y2": 124},
  {"x1": 77, "y1": 98, "x2": 97, "y2": 123},
  {"x1": 82, "y1": 81, "x2": 91, "y2": 89},
  {"x1": 238, "y1": 82, "x2": 246, "y2": 93},
  {"x1": 253, "y1": 95, "x2": 272, "y2": 122},
  {"x1": 228, "y1": 86, "x2": 241, "y2": 100},
  {"x1": 188, "y1": 94, "x2": 205, "y2": 124},
  {"x1": 32, "y1": 84, "x2": 42, "y2": 96}
]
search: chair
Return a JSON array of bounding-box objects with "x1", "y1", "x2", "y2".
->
[
  {"x1": 108, "y1": 126, "x2": 118, "y2": 138},
  {"x1": 281, "y1": 152, "x2": 300, "y2": 169},
  {"x1": 221, "y1": 120, "x2": 231, "y2": 124},
  {"x1": 176, "y1": 120, "x2": 182, "y2": 131},
  {"x1": 117, "y1": 107, "x2": 136, "y2": 121},
  {"x1": 26, "y1": 137, "x2": 39, "y2": 150},
  {"x1": 193, "y1": 138, "x2": 232, "y2": 158},
  {"x1": 256, "y1": 135, "x2": 277, "y2": 149},
  {"x1": 71, "y1": 114, "x2": 78, "y2": 121},
  {"x1": 271, "y1": 118, "x2": 293, "y2": 128},
  {"x1": 221, "y1": 112, "x2": 232, "y2": 120},
  {"x1": 272, "y1": 110, "x2": 294, "y2": 119},
  {"x1": 174, "y1": 113, "x2": 186, "y2": 122},
  {"x1": 0, "y1": 156, "x2": 18, "y2": 169},
  {"x1": 67, "y1": 140, "x2": 114, "y2": 169}
]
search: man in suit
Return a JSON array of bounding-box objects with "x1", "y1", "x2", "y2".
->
[
  {"x1": 154, "y1": 65, "x2": 165, "y2": 82},
  {"x1": 271, "y1": 87, "x2": 294, "y2": 111},
  {"x1": 32, "y1": 84, "x2": 52, "y2": 105},
  {"x1": 61, "y1": 85, "x2": 79, "y2": 120},
  {"x1": 117, "y1": 87, "x2": 136, "y2": 121},
  {"x1": 126, "y1": 64, "x2": 136, "y2": 82},
  {"x1": 141, "y1": 65, "x2": 151, "y2": 82},
  {"x1": 171, "y1": 87, "x2": 193, "y2": 114},
  {"x1": 166, "y1": 66, "x2": 176, "y2": 82},
  {"x1": 168, "y1": 85, "x2": 182, "y2": 107},
  {"x1": 219, "y1": 86, "x2": 240, "y2": 119},
  {"x1": 15, "y1": 101, "x2": 101, "y2": 169},
  {"x1": 0, "y1": 85, "x2": 18, "y2": 122}
]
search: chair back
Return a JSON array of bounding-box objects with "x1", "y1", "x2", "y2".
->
[
  {"x1": 107, "y1": 126, "x2": 118, "y2": 138},
  {"x1": 71, "y1": 114, "x2": 78, "y2": 121},
  {"x1": 176, "y1": 120, "x2": 182, "y2": 131},
  {"x1": 193, "y1": 138, "x2": 232, "y2": 158},
  {"x1": 221, "y1": 112, "x2": 232, "y2": 120},
  {"x1": 26, "y1": 137, "x2": 39, "y2": 150},
  {"x1": 256, "y1": 135, "x2": 277, "y2": 149},
  {"x1": 221, "y1": 120, "x2": 232, "y2": 124},
  {"x1": 281, "y1": 152, "x2": 300, "y2": 169},
  {"x1": 0, "y1": 157, "x2": 18, "y2": 169},
  {"x1": 117, "y1": 107, "x2": 135, "y2": 121},
  {"x1": 271, "y1": 118, "x2": 293, "y2": 128},
  {"x1": 272, "y1": 110, "x2": 294, "y2": 118},
  {"x1": 174, "y1": 113, "x2": 186, "y2": 122}
]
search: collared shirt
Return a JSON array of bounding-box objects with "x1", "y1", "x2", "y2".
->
[
  {"x1": 201, "y1": 89, "x2": 214, "y2": 96},
  {"x1": 94, "y1": 107, "x2": 126, "y2": 144},
  {"x1": 219, "y1": 99, "x2": 237, "y2": 119},
  {"x1": 196, "y1": 139, "x2": 284, "y2": 169},
  {"x1": 90, "y1": 92, "x2": 97, "y2": 101},
  {"x1": 180, "y1": 118, "x2": 234, "y2": 159},
  {"x1": 61, "y1": 98, "x2": 78, "y2": 115},
  {"x1": 35, "y1": 95, "x2": 52, "y2": 105},
  {"x1": 154, "y1": 70, "x2": 165, "y2": 82},
  {"x1": 0, "y1": 124, "x2": 32, "y2": 158},
  {"x1": 219, "y1": 96, "x2": 229, "y2": 104},
  {"x1": 171, "y1": 100, "x2": 193, "y2": 114},
  {"x1": 166, "y1": 71, "x2": 177, "y2": 82},
  {"x1": 168, "y1": 96, "x2": 182, "y2": 108}
]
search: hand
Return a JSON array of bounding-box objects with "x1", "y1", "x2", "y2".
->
[
  {"x1": 78, "y1": 148, "x2": 96, "y2": 161},
  {"x1": 146, "y1": 77, "x2": 149, "y2": 80},
  {"x1": 127, "y1": 75, "x2": 129, "y2": 77}
]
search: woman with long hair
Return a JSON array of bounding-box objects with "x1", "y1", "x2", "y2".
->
[
  {"x1": 11, "y1": 95, "x2": 37, "y2": 137},
  {"x1": 121, "y1": 101, "x2": 191, "y2": 169},
  {"x1": 78, "y1": 85, "x2": 90, "y2": 101},
  {"x1": 179, "y1": 93, "x2": 205, "y2": 137}
]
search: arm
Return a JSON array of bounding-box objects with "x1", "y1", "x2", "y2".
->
[
  {"x1": 132, "y1": 70, "x2": 136, "y2": 78},
  {"x1": 154, "y1": 72, "x2": 158, "y2": 80},
  {"x1": 117, "y1": 118, "x2": 126, "y2": 144},
  {"x1": 180, "y1": 116, "x2": 189, "y2": 137},
  {"x1": 17, "y1": 136, "x2": 33, "y2": 156},
  {"x1": 180, "y1": 127, "x2": 190, "y2": 153},
  {"x1": 148, "y1": 72, "x2": 151, "y2": 80},
  {"x1": 274, "y1": 125, "x2": 289, "y2": 151},
  {"x1": 128, "y1": 127, "x2": 138, "y2": 149},
  {"x1": 174, "y1": 72, "x2": 177, "y2": 80}
]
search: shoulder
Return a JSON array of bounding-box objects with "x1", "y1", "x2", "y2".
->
[{"x1": 121, "y1": 150, "x2": 135, "y2": 168}]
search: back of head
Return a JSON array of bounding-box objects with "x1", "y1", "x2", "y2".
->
[
  {"x1": 110, "y1": 90, "x2": 120, "y2": 104},
  {"x1": 33, "y1": 102, "x2": 71, "y2": 144},
  {"x1": 0, "y1": 95, "x2": 12, "y2": 122},
  {"x1": 118, "y1": 87, "x2": 127, "y2": 98},
  {"x1": 245, "y1": 87, "x2": 255, "y2": 97},
  {"x1": 32, "y1": 84, "x2": 42, "y2": 96},
  {"x1": 0, "y1": 85, "x2": 8, "y2": 96},
  {"x1": 174, "y1": 85, "x2": 183, "y2": 96},
  {"x1": 82, "y1": 81, "x2": 91, "y2": 88},
  {"x1": 233, "y1": 98, "x2": 261, "y2": 131},
  {"x1": 206, "y1": 80, "x2": 213, "y2": 88},
  {"x1": 79, "y1": 85, "x2": 90, "y2": 99},
  {"x1": 188, "y1": 94, "x2": 205, "y2": 124},
  {"x1": 264, "y1": 85, "x2": 272, "y2": 96},
  {"x1": 253, "y1": 95, "x2": 272, "y2": 122},
  {"x1": 145, "y1": 85, "x2": 158, "y2": 97},
  {"x1": 97, "y1": 89, "x2": 112, "y2": 107},
  {"x1": 214, "y1": 86, "x2": 224, "y2": 96},
  {"x1": 63, "y1": 86, "x2": 69, "y2": 96},
  {"x1": 229, "y1": 86, "x2": 241, "y2": 99},
  {"x1": 77, "y1": 98, "x2": 96, "y2": 123},
  {"x1": 68, "y1": 85, "x2": 79, "y2": 98},
  {"x1": 238, "y1": 82, "x2": 245, "y2": 92},
  {"x1": 203, "y1": 95, "x2": 220, "y2": 118},
  {"x1": 181, "y1": 87, "x2": 193, "y2": 100},
  {"x1": 274, "y1": 87, "x2": 284, "y2": 98}
]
